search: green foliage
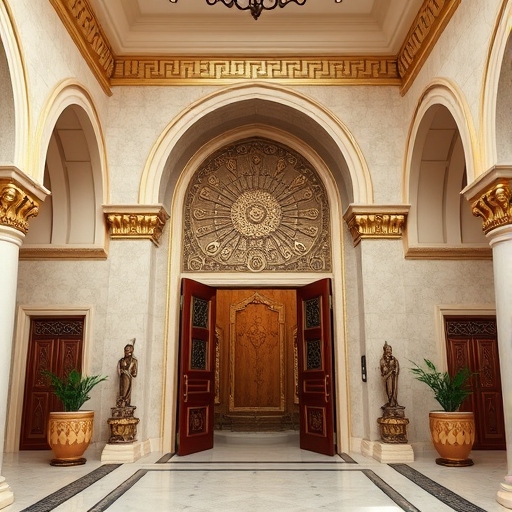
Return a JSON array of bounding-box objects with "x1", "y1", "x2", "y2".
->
[
  {"x1": 409, "y1": 359, "x2": 473, "y2": 412},
  {"x1": 42, "y1": 369, "x2": 107, "y2": 412}
]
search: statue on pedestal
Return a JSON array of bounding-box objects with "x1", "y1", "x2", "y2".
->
[
  {"x1": 380, "y1": 341, "x2": 400, "y2": 408},
  {"x1": 378, "y1": 341, "x2": 409, "y2": 444},
  {"x1": 107, "y1": 338, "x2": 140, "y2": 444},
  {"x1": 117, "y1": 341, "x2": 138, "y2": 408}
]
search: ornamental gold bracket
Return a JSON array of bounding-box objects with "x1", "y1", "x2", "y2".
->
[
  {"x1": 462, "y1": 166, "x2": 512, "y2": 236},
  {"x1": 471, "y1": 183, "x2": 512, "y2": 235},
  {"x1": 343, "y1": 205, "x2": 410, "y2": 246},
  {"x1": 0, "y1": 179, "x2": 41, "y2": 235},
  {"x1": 103, "y1": 205, "x2": 170, "y2": 246}
]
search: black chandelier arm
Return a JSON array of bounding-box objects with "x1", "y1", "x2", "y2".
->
[
  {"x1": 205, "y1": 0, "x2": 307, "y2": 10},
  {"x1": 170, "y1": 0, "x2": 341, "y2": 21}
]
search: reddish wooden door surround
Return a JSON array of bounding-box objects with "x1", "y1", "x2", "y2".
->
[
  {"x1": 178, "y1": 279, "x2": 216, "y2": 455},
  {"x1": 177, "y1": 278, "x2": 335, "y2": 456},
  {"x1": 297, "y1": 279, "x2": 335, "y2": 456},
  {"x1": 445, "y1": 316, "x2": 505, "y2": 450},
  {"x1": 20, "y1": 317, "x2": 84, "y2": 450}
]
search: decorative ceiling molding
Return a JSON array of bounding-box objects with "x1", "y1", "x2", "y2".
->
[
  {"x1": 50, "y1": 0, "x2": 457, "y2": 89},
  {"x1": 398, "y1": 0, "x2": 461, "y2": 95},
  {"x1": 111, "y1": 56, "x2": 400, "y2": 85},
  {"x1": 49, "y1": 0, "x2": 115, "y2": 96}
]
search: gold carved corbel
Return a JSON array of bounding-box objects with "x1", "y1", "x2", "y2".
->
[
  {"x1": 104, "y1": 205, "x2": 170, "y2": 246},
  {"x1": 471, "y1": 182, "x2": 512, "y2": 234},
  {"x1": 0, "y1": 180, "x2": 40, "y2": 234},
  {"x1": 343, "y1": 205, "x2": 410, "y2": 246}
]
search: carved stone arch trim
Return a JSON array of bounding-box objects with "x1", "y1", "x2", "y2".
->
[
  {"x1": 139, "y1": 83, "x2": 373, "y2": 205},
  {"x1": 183, "y1": 136, "x2": 331, "y2": 273},
  {"x1": 0, "y1": 1, "x2": 30, "y2": 169},
  {"x1": 480, "y1": 0, "x2": 512, "y2": 171}
]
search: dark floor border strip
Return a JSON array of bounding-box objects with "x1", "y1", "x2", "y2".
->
[
  {"x1": 21, "y1": 464, "x2": 121, "y2": 512},
  {"x1": 88, "y1": 469, "x2": 148, "y2": 512},
  {"x1": 389, "y1": 463, "x2": 486, "y2": 512},
  {"x1": 339, "y1": 452, "x2": 357, "y2": 463},
  {"x1": 363, "y1": 469, "x2": 421, "y2": 512},
  {"x1": 155, "y1": 453, "x2": 174, "y2": 463},
  {"x1": 165, "y1": 453, "x2": 351, "y2": 464}
]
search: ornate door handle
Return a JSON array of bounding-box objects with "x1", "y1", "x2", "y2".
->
[
  {"x1": 325, "y1": 374, "x2": 330, "y2": 402},
  {"x1": 183, "y1": 374, "x2": 189, "y2": 402}
]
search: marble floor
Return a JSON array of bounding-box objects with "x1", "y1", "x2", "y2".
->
[{"x1": 1, "y1": 432, "x2": 509, "y2": 512}]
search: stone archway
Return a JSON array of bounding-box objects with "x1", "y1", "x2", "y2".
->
[{"x1": 159, "y1": 123, "x2": 352, "y2": 454}]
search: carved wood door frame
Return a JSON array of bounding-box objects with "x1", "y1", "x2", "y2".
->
[{"x1": 178, "y1": 278, "x2": 336, "y2": 456}]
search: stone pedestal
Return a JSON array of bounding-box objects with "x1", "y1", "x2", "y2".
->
[
  {"x1": 107, "y1": 406, "x2": 139, "y2": 444},
  {"x1": 0, "y1": 477, "x2": 13, "y2": 509},
  {"x1": 101, "y1": 439, "x2": 151, "y2": 464},
  {"x1": 373, "y1": 441, "x2": 414, "y2": 463}
]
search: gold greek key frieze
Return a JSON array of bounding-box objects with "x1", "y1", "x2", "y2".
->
[
  {"x1": 343, "y1": 205, "x2": 409, "y2": 246},
  {"x1": 184, "y1": 137, "x2": 331, "y2": 273},
  {"x1": 398, "y1": 0, "x2": 461, "y2": 94},
  {"x1": 49, "y1": 0, "x2": 114, "y2": 94},
  {"x1": 104, "y1": 206, "x2": 169, "y2": 246},
  {"x1": 0, "y1": 180, "x2": 40, "y2": 234},
  {"x1": 471, "y1": 183, "x2": 512, "y2": 234},
  {"x1": 111, "y1": 57, "x2": 400, "y2": 85}
]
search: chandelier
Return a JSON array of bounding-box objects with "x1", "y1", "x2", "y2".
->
[{"x1": 169, "y1": 0, "x2": 342, "y2": 21}]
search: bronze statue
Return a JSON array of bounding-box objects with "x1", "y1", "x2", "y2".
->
[
  {"x1": 380, "y1": 341, "x2": 400, "y2": 408},
  {"x1": 117, "y1": 339, "x2": 138, "y2": 407}
]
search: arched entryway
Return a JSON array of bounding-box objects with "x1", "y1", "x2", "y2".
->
[
  {"x1": 176, "y1": 137, "x2": 336, "y2": 455},
  {"x1": 142, "y1": 84, "x2": 372, "y2": 455}
]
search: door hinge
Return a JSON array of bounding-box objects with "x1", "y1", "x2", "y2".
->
[
  {"x1": 329, "y1": 295, "x2": 333, "y2": 310},
  {"x1": 180, "y1": 295, "x2": 183, "y2": 310}
]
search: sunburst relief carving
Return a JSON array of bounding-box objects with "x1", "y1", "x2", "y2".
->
[{"x1": 183, "y1": 138, "x2": 331, "y2": 273}]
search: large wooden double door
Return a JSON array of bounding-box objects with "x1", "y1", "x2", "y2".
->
[{"x1": 178, "y1": 278, "x2": 335, "y2": 456}]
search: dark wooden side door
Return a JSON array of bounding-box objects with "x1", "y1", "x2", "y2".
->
[
  {"x1": 445, "y1": 316, "x2": 505, "y2": 450},
  {"x1": 20, "y1": 317, "x2": 84, "y2": 450},
  {"x1": 297, "y1": 279, "x2": 335, "y2": 456},
  {"x1": 178, "y1": 279, "x2": 216, "y2": 455}
]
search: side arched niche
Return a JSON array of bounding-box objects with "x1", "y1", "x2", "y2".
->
[
  {"x1": 405, "y1": 86, "x2": 488, "y2": 258},
  {"x1": 21, "y1": 104, "x2": 107, "y2": 257}
]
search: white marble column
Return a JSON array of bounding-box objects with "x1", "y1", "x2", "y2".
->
[
  {"x1": 0, "y1": 168, "x2": 47, "y2": 510},
  {"x1": 0, "y1": 226, "x2": 23, "y2": 508},
  {"x1": 463, "y1": 166, "x2": 512, "y2": 509}
]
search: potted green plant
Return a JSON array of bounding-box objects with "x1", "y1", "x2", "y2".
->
[
  {"x1": 43, "y1": 369, "x2": 107, "y2": 466},
  {"x1": 410, "y1": 359, "x2": 475, "y2": 467}
]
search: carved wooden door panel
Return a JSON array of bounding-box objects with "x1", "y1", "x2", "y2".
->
[
  {"x1": 297, "y1": 279, "x2": 335, "y2": 456},
  {"x1": 20, "y1": 317, "x2": 84, "y2": 450},
  {"x1": 445, "y1": 317, "x2": 505, "y2": 450},
  {"x1": 178, "y1": 279, "x2": 216, "y2": 455}
]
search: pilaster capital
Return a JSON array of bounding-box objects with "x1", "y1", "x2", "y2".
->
[
  {"x1": 103, "y1": 205, "x2": 170, "y2": 247},
  {"x1": 462, "y1": 166, "x2": 512, "y2": 236},
  {"x1": 343, "y1": 204, "x2": 410, "y2": 246},
  {"x1": 0, "y1": 166, "x2": 49, "y2": 235}
]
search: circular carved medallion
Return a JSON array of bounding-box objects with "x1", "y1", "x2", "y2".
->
[
  {"x1": 231, "y1": 190, "x2": 282, "y2": 238},
  {"x1": 183, "y1": 137, "x2": 331, "y2": 273}
]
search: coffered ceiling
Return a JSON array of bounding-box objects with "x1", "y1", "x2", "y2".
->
[{"x1": 86, "y1": 0, "x2": 425, "y2": 56}]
